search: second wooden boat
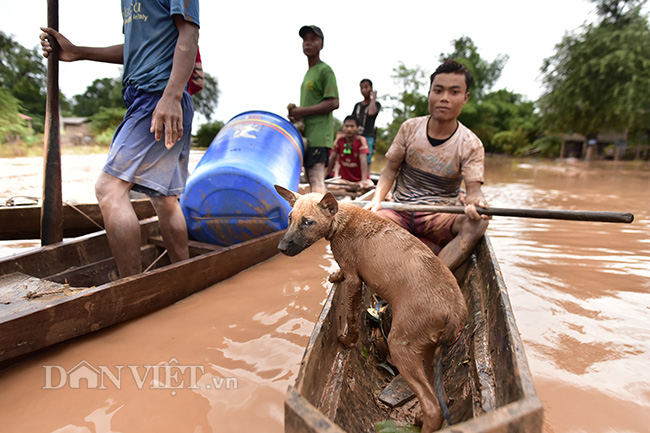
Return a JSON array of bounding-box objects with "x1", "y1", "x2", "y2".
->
[
  {"x1": 0, "y1": 199, "x2": 156, "y2": 240},
  {"x1": 0, "y1": 217, "x2": 284, "y2": 368}
]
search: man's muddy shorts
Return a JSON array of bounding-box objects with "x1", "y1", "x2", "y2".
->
[
  {"x1": 375, "y1": 209, "x2": 457, "y2": 254},
  {"x1": 102, "y1": 85, "x2": 193, "y2": 197},
  {"x1": 303, "y1": 147, "x2": 330, "y2": 168}
]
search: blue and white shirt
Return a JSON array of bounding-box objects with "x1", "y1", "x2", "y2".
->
[{"x1": 121, "y1": 0, "x2": 200, "y2": 93}]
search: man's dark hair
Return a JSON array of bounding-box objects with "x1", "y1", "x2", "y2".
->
[
  {"x1": 343, "y1": 115, "x2": 358, "y2": 125},
  {"x1": 430, "y1": 60, "x2": 473, "y2": 92},
  {"x1": 359, "y1": 78, "x2": 373, "y2": 87}
]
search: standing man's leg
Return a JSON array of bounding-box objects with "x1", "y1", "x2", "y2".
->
[
  {"x1": 149, "y1": 195, "x2": 189, "y2": 263},
  {"x1": 304, "y1": 147, "x2": 329, "y2": 193},
  {"x1": 307, "y1": 162, "x2": 327, "y2": 193},
  {"x1": 95, "y1": 172, "x2": 141, "y2": 278},
  {"x1": 366, "y1": 136, "x2": 375, "y2": 166}
]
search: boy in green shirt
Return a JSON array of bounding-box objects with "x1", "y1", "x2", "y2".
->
[{"x1": 288, "y1": 25, "x2": 339, "y2": 193}]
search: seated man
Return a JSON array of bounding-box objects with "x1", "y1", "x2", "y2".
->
[
  {"x1": 366, "y1": 60, "x2": 490, "y2": 271},
  {"x1": 326, "y1": 116, "x2": 374, "y2": 192}
]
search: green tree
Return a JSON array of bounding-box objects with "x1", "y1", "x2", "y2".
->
[
  {"x1": 72, "y1": 77, "x2": 124, "y2": 117},
  {"x1": 539, "y1": 0, "x2": 650, "y2": 138},
  {"x1": 194, "y1": 120, "x2": 225, "y2": 148},
  {"x1": 89, "y1": 107, "x2": 127, "y2": 134},
  {"x1": 0, "y1": 31, "x2": 47, "y2": 130},
  {"x1": 439, "y1": 36, "x2": 508, "y2": 100},
  {"x1": 87, "y1": 106, "x2": 127, "y2": 145},
  {"x1": 439, "y1": 37, "x2": 543, "y2": 154},
  {"x1": 192, "y1": 72, "x2": 220, "y2": 122},
  {"x1": 438, "y1": 36, "x2": 516, "y2": 145},
  {"x1": 382, "y1": 62, "x2": 429, "y2": 147},
  {"x1": 380, "y1": 38, "x2": 540, "y2": 156},
  {"x1": 474, "y1": 90, "x2": 542, "y2": 152},
  {"x1": 0, "y1": 88, "x2": 31, "y2": 143}
]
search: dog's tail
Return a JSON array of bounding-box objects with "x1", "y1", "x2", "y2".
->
[{"x1": 433, "y1": 345, "x2": 453, "y2": 426}]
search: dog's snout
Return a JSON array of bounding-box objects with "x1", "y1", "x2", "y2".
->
[
  {"x1": 277, "y1": 236, "x2": 303, "y2": 257},
  {"x1": 278, "y1": 238, "x2": 292, "y2": 255}
]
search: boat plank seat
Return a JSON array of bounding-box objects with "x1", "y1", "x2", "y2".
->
[
  {"x1": 46, "y1": 245, "x2": 162, "y2": 287},
  {"x1": 148, "y1": 236, "x2": 225, "y2": 256}
]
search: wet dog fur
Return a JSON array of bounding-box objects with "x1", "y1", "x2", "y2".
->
[{"x1": 275, "y1": 185, "x2": 467, "y2": 432}]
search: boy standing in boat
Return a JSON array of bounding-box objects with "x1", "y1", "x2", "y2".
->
[
  {"x1": 326, "y1": 116, "x2": 374, "y2": 190},
  {"x1": 40, "y1": 0, "x2": 200, "y2": 278},
  {"x1": 288, "y1": 25, "x2": 339, "y2": 194},
  {"x1": 366, "y1": 60, "x2": 490, "y2": 271},
  {"x1": 351, "y1": 78, "x2": 381, "y2": 166}
]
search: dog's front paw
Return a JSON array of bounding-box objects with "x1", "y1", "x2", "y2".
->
[{"x1": 329, "y1": 270, "x2": 345, "y2": 283}]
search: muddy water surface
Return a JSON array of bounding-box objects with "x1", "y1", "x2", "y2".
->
[
  {"x1": 0, "y1": 153, "x2": 649, "y2": 432},
  {"x1": 483, "y1": 158, "x2": 650, "y2": 433}
]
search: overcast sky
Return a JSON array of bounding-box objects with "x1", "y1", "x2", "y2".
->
[{"x1": 1, "y1": 0, "x2": 601, "y2": 129}]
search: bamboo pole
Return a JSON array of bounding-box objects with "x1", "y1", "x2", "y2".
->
[{"x1": 348, "y1": 202, "x2": 634, "y2": 224}]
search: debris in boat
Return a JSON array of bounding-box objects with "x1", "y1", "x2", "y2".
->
[
  {"x1": 377, "y1": 361, "x2": 396, "y2": 376},
  {"x1": 367, "y1": 306, "x2": 381, "y2": 321},
  {"x1": 0, "y1": 273, "x2": 83, "y2": 304},
  {"x1": 367, "y1": 298, "x2": 392, "y2": 363},
  {"x1": 375, "y1": 419, "x2": 421, "y2": 433},
  {"x1": 380, "y1": 374, "x2": 416, "y2": 407},
  {"x1": 25, "y1": 283, "x2": 88, "y2": 299},
  {"x1": 2, "y1": 196, "x2": 40, "y2": 207}
]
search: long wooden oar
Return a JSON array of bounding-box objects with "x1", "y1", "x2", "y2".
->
[
  {"x1": 349, "y1": 201, "x2": 634, "y2": 224},
  {"x1": 41, "y1": 0, "x2": 63, "y2": 245}
]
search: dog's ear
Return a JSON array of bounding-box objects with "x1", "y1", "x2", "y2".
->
[
  {"x1": 318, "y1": 192, "x2": 338, "y2": 216},
  {"x1": 275, "y1": 185, "x2": 300, "y2": 207}
]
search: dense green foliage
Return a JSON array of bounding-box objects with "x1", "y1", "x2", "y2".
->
[
  {"x1": 0, "y1": 31, "x2": 221, "y2": 145},
  {"x1": 87, "y1": 107, "x2": 127, "y2": 145},
  {"x1": 0, "y1": 88, "x2": 31, "y2": 142},
  {"x1": 539, "y1": 0, "x2": 650, "y2": 141},
  {"x1": 441, "y1": 36, "x2": 508, "y2": 100},
  {"x1": 0, "y1": 31, "x2": 47, "y2": 131},
  {"x1": 72, "y1": 77, "x2": 125, "y2": 117},
  {"x1": 194, "y1": 121, "x2": 225, "y2": 148},
  {"x1": 379, "y1": 62, "x2": 429, "y2": 152},
  {"x1": 192, "y1": 73, "x2": 220, "y2": 122},
  {"x1": 378, "y1": 37, "x2": 544, "y2": 156}
]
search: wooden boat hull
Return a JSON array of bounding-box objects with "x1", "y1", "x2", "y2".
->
[
  {"x1": 0, "y1": 199, "x2": 156, "y2": 240},
  {"x1": 0, "y1": 218, "x2": 284, "y2": 368},
  {"x1": 285, "y1": 235, "x2": 543, "y2": 433}
]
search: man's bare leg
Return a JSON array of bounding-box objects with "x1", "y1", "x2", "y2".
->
[
  {"x1": 149, "y1": 195, "x2": 189, "y2": 263},
  {"x1": 95, "y1": 172, "x2": 141, "y2": 278},
  {"x1": 307, "y1": 162, "x2": 326, "y2": 194},
  {"x1": 438, "y1": 215, "x2": 489, "y2": 272}
]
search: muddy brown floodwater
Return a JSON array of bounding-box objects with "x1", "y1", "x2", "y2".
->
[{"x1": 0, "y1": 152, "x2": 649, "y2": 433}]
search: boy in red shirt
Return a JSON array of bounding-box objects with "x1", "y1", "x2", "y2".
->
[{"x1": 326, "y1": 116, "x2": 374, "y2": 189}]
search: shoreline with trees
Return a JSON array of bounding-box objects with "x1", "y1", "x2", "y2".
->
[{"x1": 2, "y1": 0, "x2": 649, "y2": 162}]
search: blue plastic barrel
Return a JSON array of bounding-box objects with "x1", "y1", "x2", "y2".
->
[{"x1": 180, "y1": 110, "x2": 304, "y2": 246}]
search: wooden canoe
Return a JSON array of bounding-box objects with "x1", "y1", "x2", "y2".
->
[
  {"x1": 0, "y1": 199, "x2": 156, "y2": 241},
  {"x1": 285, "y1": 235, "x2": 543, "y2": 433},
  {"x1": 0, "y1": 217, "x2": 284, "y2": 368},
  {"x1": 298, "y1": 174, "x2": 380, "y2": 200}
]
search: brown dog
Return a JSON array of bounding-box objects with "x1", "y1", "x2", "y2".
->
[{"x1": 275, "y1": 185, "x2": 467, "y2": 432}]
